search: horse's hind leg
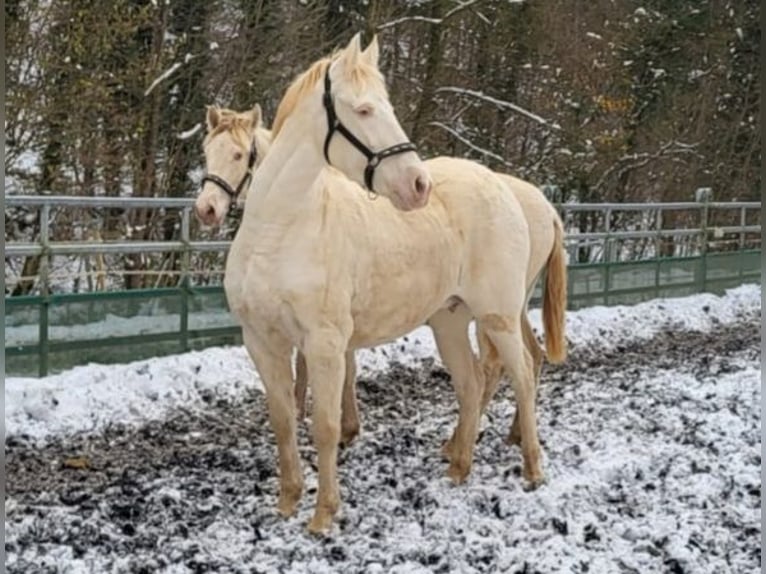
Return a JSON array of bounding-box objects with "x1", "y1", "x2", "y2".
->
[
  {"x1": 429, "y1": 306, "x2": 482, "y2": 484},
  {"x1": 507, "y1": 313, "x2": 545, "y2": 446},
  {"x1": 295, "y1": 351, "x2": 308, "y2": 420},
  {"x1": 477, "y1": 325, "x2": 504, "y2": 413},
  {"x1": 477, "y1": 312, "x2": 544, "y2": 488},
  {"x1": 339, "y1": 351, "x2": 360, "y2": 447},
  {"x1": 242, "y1": 326, "x2": 303, "y2": 517}
]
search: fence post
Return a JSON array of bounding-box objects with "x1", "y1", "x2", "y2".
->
[
  {"x1": 739, "y1": 205, "x2": 747, "y2": 283},
  {"x1": 655, "y1": 208, "x2": 663, "y2": 299},
  {"x1": 180, "y1": 208, "x2": 191, "y2": 352},
  {"x1": 38, "y1": 203, "x2": 51, "y2": 377},
  {"x1": 603, "y1": 207, "x2": 612, "y2": 305},
  {"x1": 695, "y1": 188, "x2": 712, "y2": 292}
]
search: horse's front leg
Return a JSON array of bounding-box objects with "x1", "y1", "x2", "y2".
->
[
  {"x1": 304, "y1": 328, "x2": 348, "y2": 533},
  {"x1": 242, "y1": 327, "x2": 303, "y2": 517},
  {"x1": 295, "y1": 350, "x2": 360, "y2": 448}
]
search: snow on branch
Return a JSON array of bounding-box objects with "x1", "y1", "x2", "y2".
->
[
  {"x1": 593, "y1": 140, "x2": 702, "y2": 191},
  {"x1": 377, "y1": 0, "x2": 483, "y2": 30},
  {"x1": 429, "y1": 121, "x2": 514, "y2": 167},
  {"x1": 436, "y1": 86, "x2": 561, "y2": 130},
  {"x1": 144, "y1": 62, "x2": 183, "y2": 97},
  {"x1": 177, "y1": 123, "x2": 202, "y2": 140}
]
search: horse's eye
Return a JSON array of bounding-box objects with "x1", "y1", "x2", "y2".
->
[
  {"x1": 234, "y1": 152, "x2": 243, "y2": 161},
  {"x1": 355, "y1": 105, "x2": 373, "y2": 117}
]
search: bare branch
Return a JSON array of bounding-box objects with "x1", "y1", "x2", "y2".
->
[
  {"x1": 593, "y1": 141, "x2": 703, "y2": 191},
  {"x1": 436, "y1": 86, "x2": 561, "y2": 130},
  {"x1": 429, "y1": 121, "x2": 514, "y2": 167},
  {"x1": 377, "y1": 15, "x2": 442, "y2": 30},
  {"x1": 443, "y1": 0, "x2": 483, "y2": 20},
  {"x1": 377, "y1": 0, "x2": 483, "y2": 30}
]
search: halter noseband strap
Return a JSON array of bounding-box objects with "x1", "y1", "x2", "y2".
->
[
  {"x1": 322, "y1": 68, "x2": 417, "y2": 192},
  {"x1": 201, "y1": 140, "x2": 258, "y2": 202}
]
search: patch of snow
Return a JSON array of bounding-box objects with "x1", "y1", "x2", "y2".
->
[
  {"x1": 6, "y1": 346, "x2": 259, "y2": 442},
  {"x1": 688, "y1": 69, "x2": 708, "y2": 81}
]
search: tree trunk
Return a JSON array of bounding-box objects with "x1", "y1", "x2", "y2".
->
[{"x1": 410, "y1": 0, "x2": 445, "y2": 143}]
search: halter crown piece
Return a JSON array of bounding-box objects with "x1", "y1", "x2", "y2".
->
[
  {"x1": 322, "y1": 67, "x2": 417, "y2": 192},
  {"x1": 201, "y1": 140, "x2": 258, "y2": 202}
]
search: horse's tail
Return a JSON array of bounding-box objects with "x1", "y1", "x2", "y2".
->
[{"x1": 542, "y1": 216, "x2": 568, "y2": 363}]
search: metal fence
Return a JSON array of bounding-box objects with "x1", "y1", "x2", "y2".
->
[{"x1": 5, "y1": 195, "x2": 761, "y2": 376}]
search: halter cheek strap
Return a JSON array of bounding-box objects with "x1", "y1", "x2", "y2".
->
[
  {"x1": 322, "y1": 68, "x2": 417, "y2": 192},
  {"x1": 201, "y1": 140, "x2": 258, "y2": 204}
]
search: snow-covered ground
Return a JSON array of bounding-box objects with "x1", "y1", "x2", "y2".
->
[{"x1": 5, "y1": 284, "x2": 762, "y2": 573}]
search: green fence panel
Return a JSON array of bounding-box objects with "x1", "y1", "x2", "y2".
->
[
  {"x1": 658, "y1": 257, "x2": 700, "y2": 286},
  {"x1": 5, "y1": 250, "x2": 761, "y2": 377},
  {"x1": 188, "y1": 288, "x2": 238, "y2": 332},
  {"x1": 46, "y1": 290, "x2": 182, "y2": 345}
]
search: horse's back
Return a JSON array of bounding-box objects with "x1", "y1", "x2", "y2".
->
[
  {"x1": 425, "y1": 156, "x2": 530, "y2": 251},
  {"x1": 498, "y1": 174, "x2": 561, "y2": 288}
]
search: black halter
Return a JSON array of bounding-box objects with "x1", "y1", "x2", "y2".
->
[
  {"x1": 201, "y1": 140, "x2": 258, "y2": 202},
  {"x1": 322, "y1": 68, "x2": 417, "y2": 192}
]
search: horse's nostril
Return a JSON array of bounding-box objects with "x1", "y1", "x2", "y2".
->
[
  {"x1": 194, "y1": 203, "x2": 217, "y2": 225},
  {"x1": 414, "y1": 175, "x2": 428, "y2": 196}
]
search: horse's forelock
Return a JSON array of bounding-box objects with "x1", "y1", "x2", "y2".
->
[
  {"x1": 203, "y1": 114, "x2": 252, "y2": 150},
  {"x1": 347, "y1": 59, "x2": 385, "y2": 93}
]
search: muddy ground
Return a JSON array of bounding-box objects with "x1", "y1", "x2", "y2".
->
[{"x1": 6, "y1": 319, "x2": 761, "y2": 573}]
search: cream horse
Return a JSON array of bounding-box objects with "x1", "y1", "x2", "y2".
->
[
  {"x1": 196, "y1": 107, "x2": 567, "y2": 451},
  {"x1": 196, "y1": 34, "x2": 562, "y2": 533}
]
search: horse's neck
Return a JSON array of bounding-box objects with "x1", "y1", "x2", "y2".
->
[
  {"x1": 253, "y1": 128, "x2": 273, "y2": 167},
  {"x1": 243, "y1": 118, "x2": 326, "y2": 226}
]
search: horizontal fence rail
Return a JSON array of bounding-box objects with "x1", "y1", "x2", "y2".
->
[{"x1": 5, "y1": 195, "x2": 761, "y2": 376}]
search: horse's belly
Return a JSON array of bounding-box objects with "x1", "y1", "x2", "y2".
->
[
  {"x1": 348, "y1": 277, "x2": 455, "y2": 348},
  {"x1": 348, "y1": 311, "x2": 433, "y2": 349}
]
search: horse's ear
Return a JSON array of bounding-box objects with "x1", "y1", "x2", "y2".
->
[
  {"x1": 206, "y1": 105, "x2": 221, "y2": 131},
  {"x1": 342, "y1": 32, "x2": 363, "y2": 67},
  {"x1": 362, "y1": 35, "x2": 379, "y2": 66},
  {"x1": 248, "y1": 104, "x2": 262, "y2": 129}
]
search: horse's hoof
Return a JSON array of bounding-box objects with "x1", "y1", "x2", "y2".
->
[
  {"x1": 277, "y1": 489, "x2": 302, "y2": 517},
  {"x1": 441, "y1": 438, "x2": 455, "y2": 462},
  {"x1": 505, "y1": 430, "x2": 522, "y2": 447},
  {"x1": 447, "y1": 460, "x2": 472, "y2": 485},
  {"x1": 307, "y1": 512, "x2": 334, "y2": 534},
  {"x1": 339, "y1": 426, "x2": 360, "y2": 448},
  {"x1": 522, "y1": 469, "x2": 545, "y2": 491}
]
